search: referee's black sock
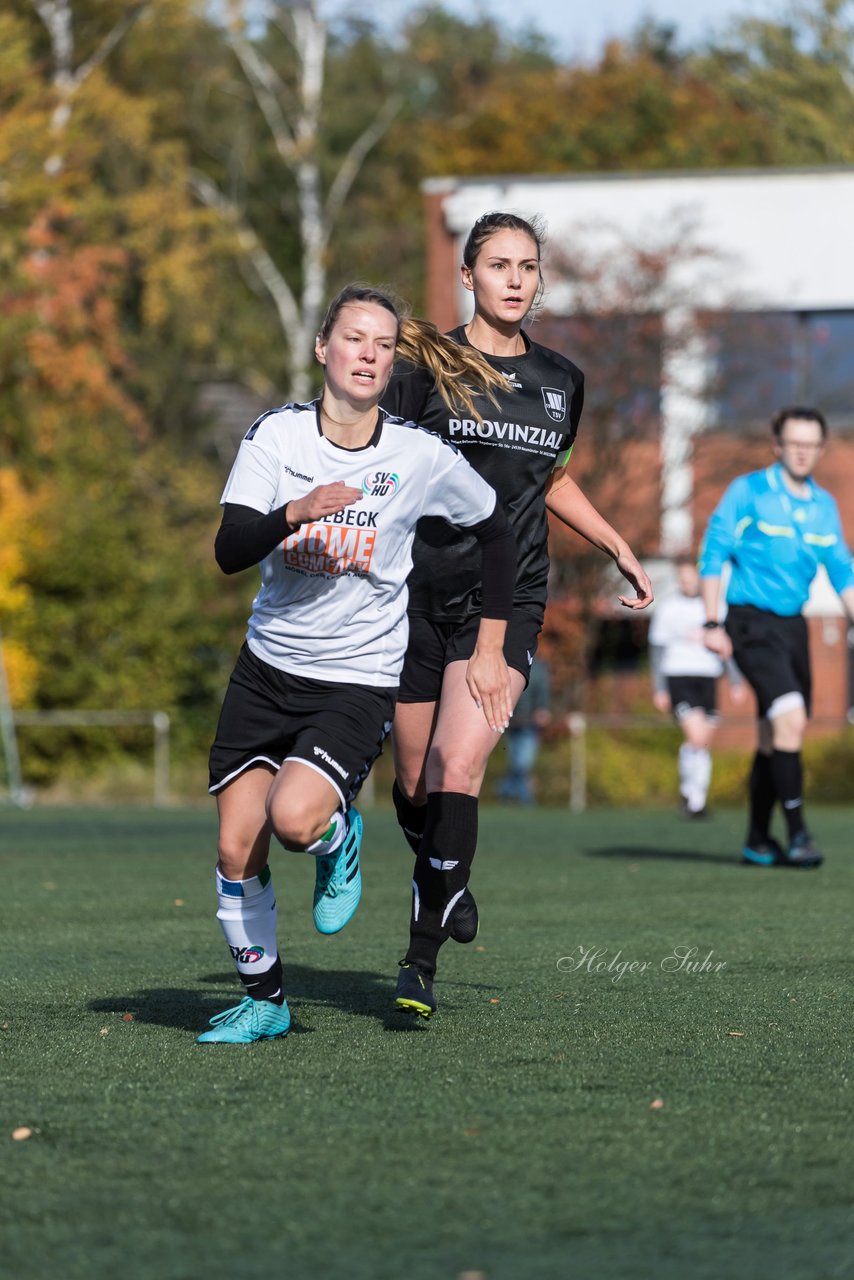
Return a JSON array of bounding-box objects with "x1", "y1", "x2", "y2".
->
[
  {"x1": 405, "y1": 791, "x2": 478, "y2": 979},
  {"x1": 392, "y1": 779, "x2": 426, "y2": 856},
  {"x1": 747, "y1": 750, "x2": 776, "y2": 845},
  {"x1": 771, "y1": 749, "x2": 806, "y2": 842}
]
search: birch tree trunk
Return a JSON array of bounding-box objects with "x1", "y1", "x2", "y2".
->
[
  {"x1": 196, "y1": 0, "x2": 402, "y2": 400},
  {"x1": 32, "y1": 0, "x2": 147, "y2": 176}
]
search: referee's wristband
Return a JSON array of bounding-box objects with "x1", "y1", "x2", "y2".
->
[{"x1": 702, "y1": 621, "x2": 722, "y2": 630}]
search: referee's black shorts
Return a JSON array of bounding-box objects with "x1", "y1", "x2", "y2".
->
[
  {"x1": 725, "y1": 604, "x2": 811, "y2": 718},
  {"x1": 398, "y1": 609, "x2": 541, "y2": 704},
  {"x1": 209, "y1": 643, "x2": 396, "y2": 807}
]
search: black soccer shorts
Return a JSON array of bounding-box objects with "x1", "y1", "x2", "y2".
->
[
  {"x1": 208, "y1": 643, "x2": 396, "y2": 807},
  {"x1": 725, "y1": 604, "x2": 811, "y2": 718},
  {"x1": 666, "y1": 675, "x2": 719, "y2": 723},
  {"x1": 398, "y1": 609, "x2": 541, "y2": 703}
]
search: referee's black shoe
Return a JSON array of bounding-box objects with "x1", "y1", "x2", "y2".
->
[
  {"x1": 449, "y1": 886, "x2": 479, "y2": 944},
  {"x1": 395, "y1": 962, "x2": 436, "y2": 1019},
  {"x1": 785, "y1": 831, "x2": 824, "y2": 868}
]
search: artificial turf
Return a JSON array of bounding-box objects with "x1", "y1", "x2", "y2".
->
[{"x1": 1, "y1": 804, "x2": 852, "y2": 1280}]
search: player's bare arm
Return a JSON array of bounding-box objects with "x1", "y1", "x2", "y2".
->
[{"x1": 545, "y1": 469, "x2": 653, "y2": 609}]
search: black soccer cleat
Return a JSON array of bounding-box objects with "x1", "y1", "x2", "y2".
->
[
  {"x1": 784, "y1": 831, "x2": 824, "y2": 868},
  {"x1": 394, "y1": 962, "x2": 437, "y2": 1019},
  {"x1": 448, "y1": 885, "x2": 479, "y2": 944}
]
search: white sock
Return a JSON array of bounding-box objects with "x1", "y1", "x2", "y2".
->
[
  {"x1": 304, "y1": 808, "x2": 347, "y2": 856},
  {"x1": 692, "y1": 748, "x2": 712, "y2": 808},
  {"x1": 215, "y1": 867, "x2": 280, "y2": 993},
  {"x1": 678, "y1": 743, "x2": 693, "y2": 799},
  {"x1": 682, "y1": 746, "x2": 712, "y2": 812}
]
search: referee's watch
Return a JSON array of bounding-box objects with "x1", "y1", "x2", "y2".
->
[{"x1": 702, "y1": 621, "x2": 722, "y2": 630}]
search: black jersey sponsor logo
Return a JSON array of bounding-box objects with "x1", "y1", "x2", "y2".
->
[
  {"x1": 448, "y1": 418, "x2": 564, "y2": 452},
  {"x1": 541, "y1": 388, "x2": 567, "y2": 423},
  {"x1": 319, "y1": 507, "x2": 378, "y2": 529},
  {"x1": 283, "y1": 463, "x2": 315, "y2": 483}
]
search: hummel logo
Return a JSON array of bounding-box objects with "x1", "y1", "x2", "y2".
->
[{"x1": 312, "y1": 745, "x2": 349, "y2": 780}]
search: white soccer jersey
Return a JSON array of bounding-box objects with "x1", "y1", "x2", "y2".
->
[
  {"x1": 648, "y1": 593, "x2": 723, "y2": 678},
  {"x1": 220, "y1": 402, "x2": 497, "y2": 684}
]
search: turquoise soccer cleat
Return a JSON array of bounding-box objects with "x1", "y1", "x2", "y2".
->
[
  {"x1": 197, "y1": 996, "x2": 291, "y2": 1044},
  {"x1": 312, "y1": 806, "x2": 362, "y2": 934},
  {"x1": 741, "y1": 836, "x2": 784, "y2": 866}
]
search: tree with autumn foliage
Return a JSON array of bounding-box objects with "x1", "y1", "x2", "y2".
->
[{"x1": 0, "y1": 3, "x2": 239, "y2": 783}]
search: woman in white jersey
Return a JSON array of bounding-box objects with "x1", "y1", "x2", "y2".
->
[
  {"x1": 198, "y1": 284, "x2": 517, "y2": 1045},
  {"x1": 649, "y1": 557, "x2": 744, "y2": 816},
  {"x1": 382, "y1": 212, "x2": 654, "y2": 1019}
]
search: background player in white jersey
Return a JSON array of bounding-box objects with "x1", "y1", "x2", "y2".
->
[
  {"x1": 198, "y1": 284, "x2": 517, "y2": 1045},
  {"x1": 649, "y1": 557, "x2": 744, "y2": 816},
  {"x1": 382, "y1": 212, "x2": 654, "y2": 1020}
]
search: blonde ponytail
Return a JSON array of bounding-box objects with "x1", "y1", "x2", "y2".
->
[{"x1": 396, "y1": 316, "x2": 509, "y2": 420}]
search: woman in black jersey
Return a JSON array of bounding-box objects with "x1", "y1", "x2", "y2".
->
[{"x1": 382, "y1": 212, "x2": 654, "y2": 1019}]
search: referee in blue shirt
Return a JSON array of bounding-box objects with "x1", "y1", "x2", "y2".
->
[{"x1": 699, "y1": 406, "x2": 854, "y2": 868}]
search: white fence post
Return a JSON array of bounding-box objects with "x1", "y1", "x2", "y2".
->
[
  {"x1": 10, "y1": 710, "x2": 171, "y2": 807},
  {"x1": 567, "y1": 713, "x2": 587, "y2": 813}
]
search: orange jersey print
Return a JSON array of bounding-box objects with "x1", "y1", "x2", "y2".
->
[{"x1": 284, "y1": 522, "x2": 377, "y2": 577}]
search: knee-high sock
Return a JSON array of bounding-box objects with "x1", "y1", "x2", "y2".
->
[
  {"x1": 678, "y1": 743, "x2": 692, "y2": 800},
  {"x1": 747, "y1": 750, "x2": 776, "y2": 844},
  {"x1": 304, "y1": 808, "x2": 347, "y2": 856},
  {"x1": 405, "y1": 791, "x2": 478, "y2": 979},
  {"x1": 679, "y1": 744, "x2": 710, "y2": 811},
  {"x1": 770, "y1": 749, "x2": 806, "y2": 840},
  {"x1": 392, "y1": 780, "x2": 426, "y2": 855},
  {"x1": 215, "y1": 866, "x2": 283, "y2": 1003}
]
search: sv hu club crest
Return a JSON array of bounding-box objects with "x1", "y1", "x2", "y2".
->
[{"x1": 362, "y1": 470, "x2": 399, "y2": 498}]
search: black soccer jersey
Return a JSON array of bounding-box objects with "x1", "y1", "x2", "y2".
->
[{"x1": 383, "y1": 326, "x2": 584, "y2": 624}]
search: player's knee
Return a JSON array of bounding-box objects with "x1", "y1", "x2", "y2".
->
[
  {"x1": 769, "y1": 698, "x2": 806, "y2": 750},
  {"x1": 394, "y1": 763, "x2": 426, "y2": 807},
  {"x1": 216, "y1": 836, "x2": 255, "y2": 880},
  {"x1": 265, "y1": 791, "x2": 327, "y2": 850},
  {"x1": 426, "y1": 745, "x2": 483, "y2": 794}
]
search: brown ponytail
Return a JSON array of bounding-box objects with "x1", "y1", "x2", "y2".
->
[{"x1": 396, "y1": 316, "x2": 508, "y2": 420}]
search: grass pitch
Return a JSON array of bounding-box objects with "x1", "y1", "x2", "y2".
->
[{"x1": 1, "y1": 804, "x2": 852, "y2": 1280}]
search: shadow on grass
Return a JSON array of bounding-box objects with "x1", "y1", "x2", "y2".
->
[
  {"x1": 89, "y1": 961, "x2": 447, "y2": 1033},
  {"x1": 584, "y1": 845, "x2": 741, "y2": 866}
]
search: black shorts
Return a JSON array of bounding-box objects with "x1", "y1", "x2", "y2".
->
[
  {"x1": 208, "y1": 644, "x2": 397, "y2": 807},
  {"x1": 667, "y1": 675, "x2": 718, "y2": 722},
  {"x1": 725, "y1": 605, "x2": 811, "y2": 718},
  {"x1": 398, "y1": 610, "x2": 541, "y2": 703}
]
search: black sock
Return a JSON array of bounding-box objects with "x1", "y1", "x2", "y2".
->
[
  {"x1": 240, "y1": 956, "x2": 285, "y2": 1004},
  {"x1": 392, "y1": 779, "x2": 426, "y2": 856},
  {"x1": 747, "y1": 751, "x2": 776, "y2": 844},
  {"x1": 770, "y1": 749, "x2": 806, "y2": 841},
  {"x1": 405, "y1": 791, "x2": 478, "y2": 979}
]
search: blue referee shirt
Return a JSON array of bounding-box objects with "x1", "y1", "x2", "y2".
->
[{"x1": 699, "y1": 463, "x2": 854, "y2": 617}]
